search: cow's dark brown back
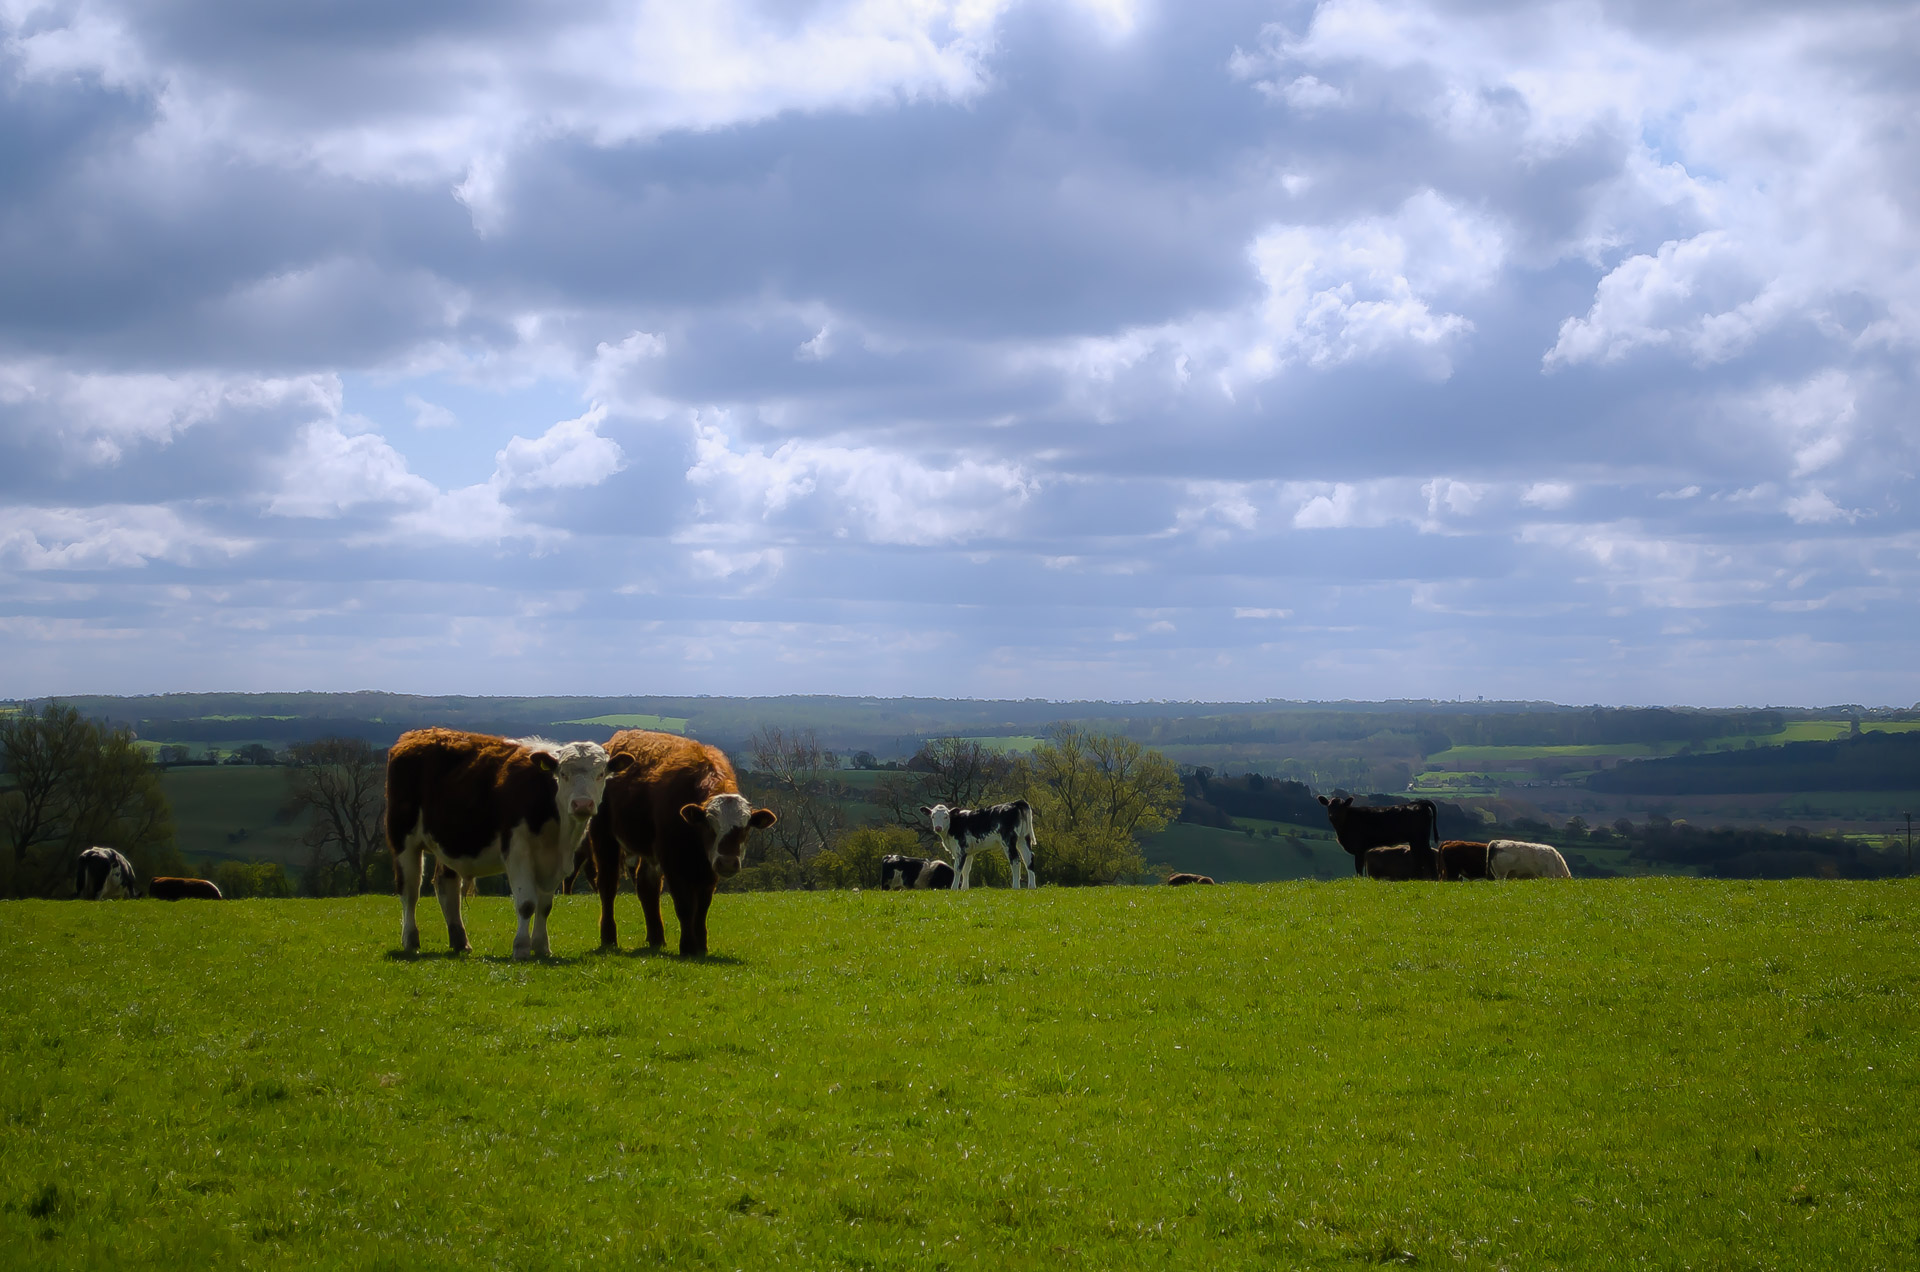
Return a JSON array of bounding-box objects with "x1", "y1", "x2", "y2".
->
[
  {"x1": 590, "y1": 730, "x2": 764, "y2": 956},
  {"x1": 149, "y1": 876, "x2": 223, "y2": 900},
  {"x1": 1318, "y1": 795, "x2": 1438, "y2": 874},
  {"x1": 1166, "y1": 873, "x2": 1216, "y2": 886},
  {"x1": 385, "y1": 728, "x2": 559, "y2": 876},
  {"x1": 1437, "y1": 840, "x2": 1491, "y2": 880},
  {"x1": 1360, "y1": 845, "x2": 1439, "y2": 880}
]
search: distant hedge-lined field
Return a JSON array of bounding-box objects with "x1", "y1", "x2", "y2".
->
[{"x1": 4, "y1": 883, "x2": 1915, "y2": 1269}]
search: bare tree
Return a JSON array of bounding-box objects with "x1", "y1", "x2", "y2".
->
[
  {"x1": 286, "y1": 737, "x2": 385, "y2": 895},
  {"x1": 873, "y1": 738, "x2": 1018, "y2": 836},
  {"x1": 0, "y1": 702, "x2": 178, "y2": 896},
  {"x1": 741, "y1": 727, "x2": 847, "y2": 887}
]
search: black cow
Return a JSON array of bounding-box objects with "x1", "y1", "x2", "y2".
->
[
  {"x1": 1318, "y1": 795, "x2": 1438, "y2": 875},
  {"x1": 76, "y1": 847, "x2": 137, "y2": 900},
  {"x1": 880, "y1": 855, "x2": 956, "y2": 890}
]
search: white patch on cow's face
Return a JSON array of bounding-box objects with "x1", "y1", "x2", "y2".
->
[
  {"x1": 518, "y1": 737, "x2": 613, "y2": 822},
  {"x1": 925, "y1": 804, "x2": 952, "y2": 837}
]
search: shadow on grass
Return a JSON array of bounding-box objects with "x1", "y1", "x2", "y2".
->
[{"x1": 382, "y1": 946, "x2": 748, "y2": 967}]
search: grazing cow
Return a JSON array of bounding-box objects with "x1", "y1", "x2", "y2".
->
[
  {"x1": 1488, "y1": 839, "x2": 1573, "y2": 879},
  {"x1": 148, "y1": 876, "x2": 223, "y2": 900},
  {"x1": 76, "y1": 847, "x2": 137, "y2": 900},
  {"x1": 386, "y1": 729, "x2": 630, "y2": 958},
  {"x1": 1361, "y1": 844, "x2": 1440, "y2": 880},
  {"x1": 1437, "y1": 840, "x2": 1492, "y2": 881},
  {"x1": 1318, "y1": 795, "x2": 1438, "y2": 875},
  {"x1": 920, "y1": 801, "x2": 1039, "y2": 889},
  {"x1": 880, "y1": 855, "x2": 956, "y2": 891},
  {"x1": 1166, "y1": 873, "x2": 1216, "y2": 886},
  {"x1": 588, "y1": 730, "x2": 777, "y2": 957}
]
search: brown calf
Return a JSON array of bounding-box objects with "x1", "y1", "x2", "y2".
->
[
  {"x1": 148, "y1": 876, "x2": 223, "y2": 900},
  {"x1": 1166, "y1": 873, "x2": 1216, "y2": 886},
  {"x1": 1437, "y1": 840, "x2": 1491, "y2": 880},
  {"x1": 1360, "y1": 844, "x2": 1440, "y2": 880},
  {"x1": 588, "y1": 730, "x2": 776, "y2": 956}
]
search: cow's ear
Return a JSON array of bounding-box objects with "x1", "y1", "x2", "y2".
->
[
  {"x1": 606, "y1": 753, "x2": 635, "y2": 774},
  {"x1": 532, "y1": 752, "x2": 557, "y2": 773},
  {"x1": 749, "y1": 808, "x2": 777, "y2": 829},
  {"x1": 919, "y1": 806, "x2": 933, "y2": 817},
  {"x1": 679, "y1": 803, "x2": 708, "y2": 827},
  {"x1": 1317, "y1": 795, "x2": 1330, "y2": 807}
]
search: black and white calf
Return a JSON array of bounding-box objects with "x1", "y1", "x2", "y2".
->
[
  {"x1": 76, "y1": 847, "x2": 137, "y2": 900},
  {"x1": 919, "y1": 800, "x2": 1039, "y2": 889},
  {"x1": 879, "y1": 854, "x2": 956, "y2": 891}
]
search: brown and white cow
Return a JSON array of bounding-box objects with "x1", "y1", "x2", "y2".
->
[
  {"x1": 1166, "y1": 872, "x2": 1216, "y2": 886},
  {"x1": 587, "y1": 730, "x2": 776, "y2": 957},
  {"x1": 386, "y1": 729, "x2": 630, "y2": 958},
  {"x1": 148, "y1": 876, "x2": 223, "y2": 900},
  {"x1": 1319, "y1": 795, "x2": 1438, "y2": 875}
]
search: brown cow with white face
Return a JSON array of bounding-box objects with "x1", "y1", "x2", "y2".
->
[
  {"x1": 587, "y1": 730, "x2": 776, "y2": 956},
  {"x1": 386, "y1": 729, "x2": 629, "y2": 958}
]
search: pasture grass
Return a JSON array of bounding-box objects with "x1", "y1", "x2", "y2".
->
[
  {"x1": 3, "y1": 882, "x2": 1917, "y2": 1269},
  {"x1": 157, "y1": 766, "x2": 313, "y2": 870}
]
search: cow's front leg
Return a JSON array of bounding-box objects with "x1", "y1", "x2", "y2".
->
[
  {"x1": 637, "y1": 858, "x2": 667, "y2": 949},
  {"x1": 506, "y1": 853, "x2": 540, "y2": 960},
  {"x1": 433, "y1": 861, "x2": 471, "y2": 953},
  {"x1": 396, "y1": 843, "x2": 424, "y2": 952},
  {"x1": 666, "y1": 874, "x2": 712, "y2": 956}
]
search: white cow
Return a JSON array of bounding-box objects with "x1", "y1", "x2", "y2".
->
[{"x1": 1488, "y1": 839, "x2": 1573, "y2": 879}]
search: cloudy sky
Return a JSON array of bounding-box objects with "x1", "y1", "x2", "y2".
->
[{"x1": 2, "y1": 0, "x2": 1916, "y2": 704}]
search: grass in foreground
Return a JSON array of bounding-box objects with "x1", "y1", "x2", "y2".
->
[{"x1": 3, "y1": 882, "x2": 1917, "y2": 1269}]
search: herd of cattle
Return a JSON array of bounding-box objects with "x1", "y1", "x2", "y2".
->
[{"x1": 72, "y1": 728, "x2": 1569, "y2": 956}]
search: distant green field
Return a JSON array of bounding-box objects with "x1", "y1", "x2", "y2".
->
[
  {"x1": 556, "y1": 714, "x2": 688, "y2": 732},
  {"x1": 954, "y1": 735, "x2": 1045, "y2": 754},
  {"x1": 4, "y1": 882, "x2": 1917, "y2": 1269},
  {"x1": 157, "y1": 766, "x2": 314, "y2": 869},
  {"x1": 1141, "y1": 820, "x2": 1350, "y2": 882}
]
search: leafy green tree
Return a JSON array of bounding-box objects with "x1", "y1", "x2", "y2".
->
[
  {"x1": 1017, "y1": 725, "x2": 1182, "y2": 886},
  {"x1": 813, "y1": 826, "x2": 921, "y2": 890},
  {"x1": 213, "y1": 860, "x2": 294, "y2": 899},
  {"x1": 0, "y1": 702, "x2": 179, "y2": 897}
]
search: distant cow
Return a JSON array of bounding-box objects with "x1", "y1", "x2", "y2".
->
[
  {"x1": 881, "y1": 855, "x2": 956, "y2": 891},
  {"x1": 1319, "y1": 796, "x2": 1438, "y2": 875},
  {"x1": 1438, "y1": 840, "x2": 1491, "y2": 881},
  {"x1": 1488, "y1": 839, "x2": 1572, "y2": 879},
  {"x1": 148, "y1": 876, "x2": 222, "y2": 900},
  {"x1": 386, "y1": 729, "x2": 630, "y2": 958},
  {"x1": 1166, "y1": 873, "x2": 1216, "y2": 886},
  {"x1": 76, "y1": 847, "x2": 137, "y2": 900},
  {"x1": 1361, "y1": 844, "x2": 1440, "y2": 880},
  {"x1": 588, "y1": 730, "x2": 777, "y2": 957},
  {"x1": 921, "y1": 801, "x2": 1038, "y2": 889}
]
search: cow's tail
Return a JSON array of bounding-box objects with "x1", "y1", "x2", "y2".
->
[{"x1": 1418, "y1": 799, "x2": 1438, "y2": 850}]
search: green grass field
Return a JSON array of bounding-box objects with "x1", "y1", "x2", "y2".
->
[
  {"x1": 156, "y1": 767, "x2": 314, "y2": 870},
  {"x1": 5, "y1": 882, "x2": 1916, "y2": 1269}
]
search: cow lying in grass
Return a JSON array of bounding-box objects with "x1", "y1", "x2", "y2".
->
[
  {"x1": 880, "y1": 855, "x2": 955, "y2": 890},
  {"x1": 1319, "y1": 796, "x2": 1438, "y2": 875},
  {"x1": 1489, "y1": 839, "x2": 1572, "y2": 879},
  {"x1": 1438, "y1": 840, "x2": 1491, "y2": 881},
  {"x1": 1166, "y1": 873, "x2": 1216, "y2": 886},
  {"x1": 1360, "y1": 845, "x2": 1439, "y2": 880},
  {"x1": 149, "y1": 877, "x2": 222, "y2": 900}
]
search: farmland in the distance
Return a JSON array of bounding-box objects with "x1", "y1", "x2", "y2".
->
[{"x1": 3, "y1": 881, "x2": 1915, "y2": 1269}]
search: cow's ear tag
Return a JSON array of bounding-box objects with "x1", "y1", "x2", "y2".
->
[
  {"x1": 679, "y1": 803, "x2": 707, "y2": 827},
  {"x1": 534, "y1": 753, "x2": 557, "y2": 773}
]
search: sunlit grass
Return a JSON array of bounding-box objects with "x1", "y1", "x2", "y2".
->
[
  {"x1": 553, "y1": 713, "x2": 689, "y2": 732},
  {"x1": 4, "y1": 882, "x2": 1916, "y2": 1269}
]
